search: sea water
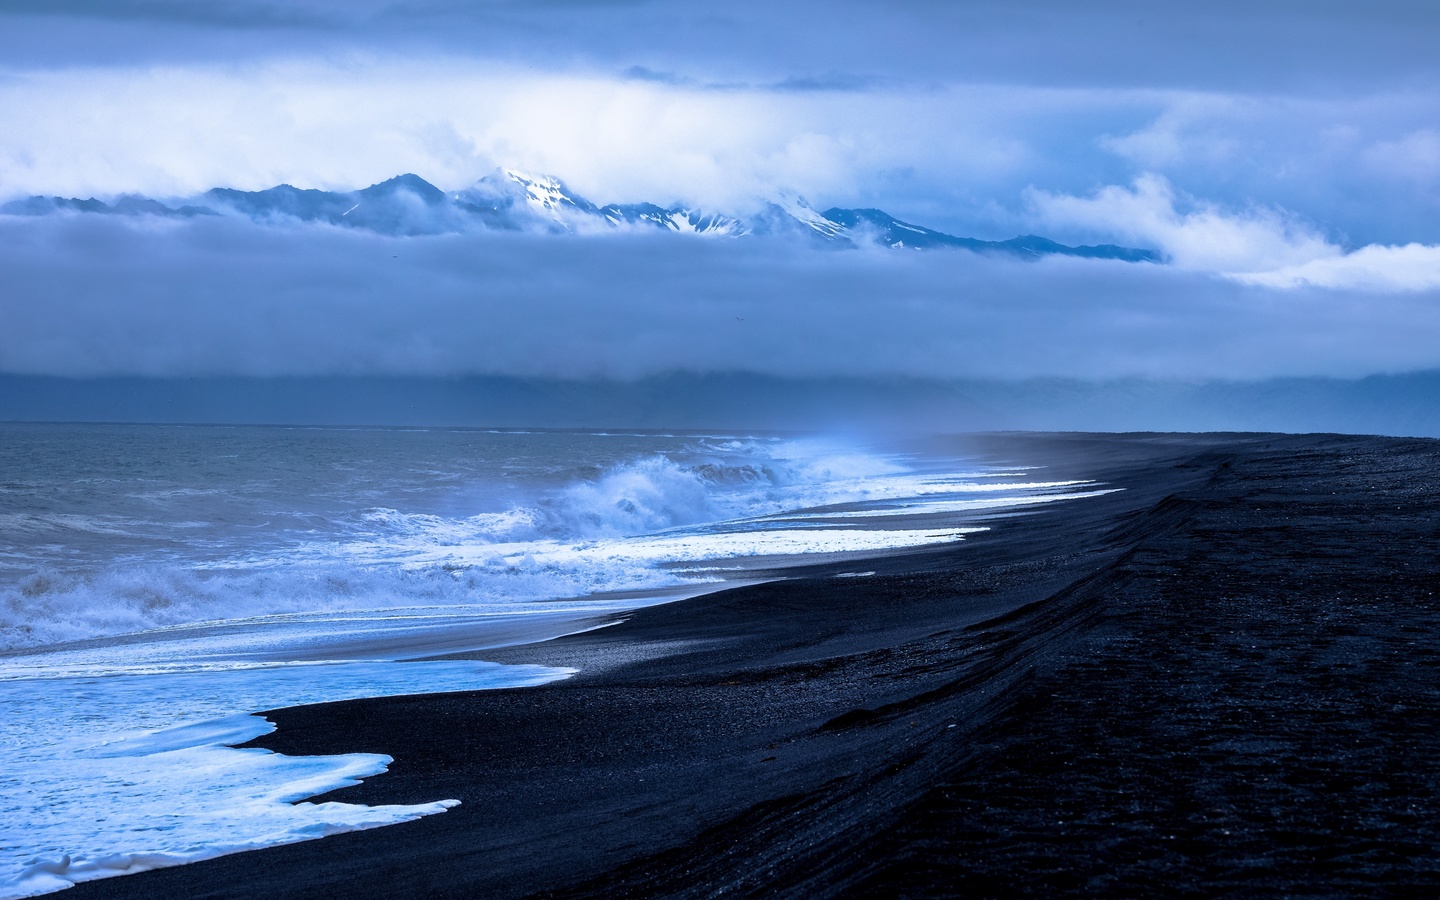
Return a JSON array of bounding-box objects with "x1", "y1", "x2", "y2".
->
[{"x1": 0, "y1": 424, "x2": 1112, "y2": 896}]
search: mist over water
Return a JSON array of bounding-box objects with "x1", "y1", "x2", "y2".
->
[
  {"x1": 5, "y1": 210, "x2": 1440, "y2": 440},
  {"x1": 5, "y1": 214, "x2": 1440, "y2": 388}
]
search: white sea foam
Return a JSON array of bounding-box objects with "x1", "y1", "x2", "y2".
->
[
  {"x1": 0, "y1": 659, "x2": 571, "y2": 899},
  {"x1": 768, "y1": 488, "x2": 1124, "y2": 520}
]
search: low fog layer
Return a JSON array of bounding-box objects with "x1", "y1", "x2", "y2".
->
[{"x1": 4, "y1": 215, "x2": 1440, "y2": 384}]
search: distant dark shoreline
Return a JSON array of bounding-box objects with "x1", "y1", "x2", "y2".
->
[
  {"x1": 69, "y1": 432, "x2": 1440, "y2": 897},
  {"x1": 6, "y1": 373, "x2": 1440, "y2": 436}
]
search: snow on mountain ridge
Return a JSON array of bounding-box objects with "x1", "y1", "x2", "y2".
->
[
  {"x1": 0, "y1": 169, "x2": 1162, "y2": 262},
  {"x1": 669, "y1": 208, "x2": 747, "y2": 236},
  {"x1": 452, "y1": 168, "x2": 604, "y2": 233},
  {"x1": 769, "y1": 192, "x2": 847, "y2": 239},
  {"x1": 500, "y1": 169, "x2": 599, "y2": 222}
]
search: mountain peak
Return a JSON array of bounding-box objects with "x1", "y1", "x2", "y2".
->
[
  {"x1": 766, "y1": 191, "x2": 847, "y2": 239},
  {"x1": 358, "y1": 174, "x2": 446, "y2": 204},
  {"x1": 499, "y1": 168, "x2": 559, "y2": 189},
  {"x1": 0, "y1": 169, "x2": 1161, "y2": 262},
  {"x1": 458, "y1": 168, "x2": 599, "y2": 230}
]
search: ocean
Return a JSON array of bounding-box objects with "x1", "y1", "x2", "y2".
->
[{"x1": 0, "y1": 423, "x2": 1111, "y2": 897}]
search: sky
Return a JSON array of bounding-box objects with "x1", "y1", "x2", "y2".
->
[{"x1": 2, "y1": 1, "x2": 1440, "y2": 399}]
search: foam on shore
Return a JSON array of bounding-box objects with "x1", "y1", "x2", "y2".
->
[{"x1": 1, "y1": 659, "x2": 571, "y2": 898}]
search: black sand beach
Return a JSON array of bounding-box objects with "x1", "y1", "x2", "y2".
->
[{"x1": 69, "y1": 432, "x2": 1440, "y2": 897}]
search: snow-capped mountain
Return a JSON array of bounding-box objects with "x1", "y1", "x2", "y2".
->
[
  {"x1": 600, "y1": 203, "x2": 748, "y2": 236},
  {"x1": 457, "y1": 169, "x2": 604, "y2": 232},
  {"x1": 756, "y1": 192, "x2": 850, "y2": 240},
  {"x1": 0, "y1": 169, "x2": 1161, "y2": 262}
]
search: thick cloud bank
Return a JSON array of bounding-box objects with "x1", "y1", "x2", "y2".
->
[
  {"x1": 4, "y1": 215, "x2": 1440, "y2": 383},
  {"x1": 2, "y1": 62, "x2": 1439, "y2": 250}
]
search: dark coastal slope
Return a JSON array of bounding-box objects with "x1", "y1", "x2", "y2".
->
[{"x1": 71, "y1": 433, "x2": 1440, "y2": 898}]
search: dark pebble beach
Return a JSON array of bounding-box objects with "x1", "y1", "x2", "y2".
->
[{"x1": 69, "y1": 432, "x2": 1440, "y2": 897}]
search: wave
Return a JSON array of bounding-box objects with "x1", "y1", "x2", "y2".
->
[{"x1": 0, "y1": 437, "x2": 1074, "y2": 651}]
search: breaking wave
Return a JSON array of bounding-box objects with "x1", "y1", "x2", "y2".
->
[{"x1": 0, "y1": 435, "x2": 1060, "y2": 650}]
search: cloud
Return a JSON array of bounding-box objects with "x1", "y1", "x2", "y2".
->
[
  {"x1": 5, "y1": 214, "x2": 1440, "y2": 383},
  {"x1": 1087, "y1": 91, "x2": 1440, "y2": 247},
  {"x1": 4, "y1": 56, "x2": 1439, "y2": 252},
  {"x1": 3, "y1": 7, "x2": 1440, "y2": 291},
  {"x1": 0, "y1": 60, "x2": 1065, "y2": 215},
  {"x1": 1028, "y1": 174, "x2": 1339, "y2": 273},
  {"x1": 0, "y1": 0, "x2": 335, "y2": 29},
  {"x1": 1233, "y1": 242, "x2": 1440, "y2": 291},
  {"x1": 2, "y1": 3, "x2": 1439, "y2": 429},
  {"x1": 4, "y1": 0, "x2": 1440, "y2": 96},
  {"x1": 1098, "y1": 96, "x2": 1253, "y2": 168},
  {"x1": 1029, "y1": 174, "x2": 1440, "y2": 291},
  {"x1": 620, "y1": 66, "x2": 697, "y2": 87},
  {"x1": 1364, "y1": 129, "x2": 1440, "y2": 184}
]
